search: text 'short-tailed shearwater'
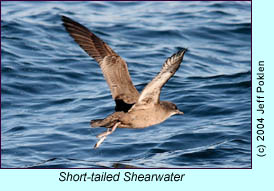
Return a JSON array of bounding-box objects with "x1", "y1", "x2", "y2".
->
[{"x1": 62, "y1": 16, "x2": 187, "y2": 149}]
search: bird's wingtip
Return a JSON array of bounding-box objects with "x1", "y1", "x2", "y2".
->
[
  {"x1": 179, "y1": 48, "x2": 188, "y2": 54},
  {"x1": 173, "y1": 48, "x2": 187, "y2": 58},
  {"x1": 61, "y1": 15, "x2": 70, "y2": 22}
]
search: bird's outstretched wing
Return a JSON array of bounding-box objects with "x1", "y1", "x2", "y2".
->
[
  {"x1": 135, "y1": 49, "x2": 187, "y2": 106},
  {"x1": 62, "y1": 16, "x2": 139, "y2": 111}
]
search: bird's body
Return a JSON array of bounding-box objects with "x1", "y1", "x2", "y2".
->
[
  {"x1": 62, "y1": 16, "x2": 187, "y2": 148},
  {"x1": 92, "y1": 100, "x2": 182, "y2": 129}
]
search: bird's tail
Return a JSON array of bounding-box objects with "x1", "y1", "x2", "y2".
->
[
  {"x1": 90, "y1": 119, "x2": 104, "y2": 128},
  {"x1": 90, "y1": 112, "x2": 124, "y2": 128},
  {"x1": 90, "y1": 118, "x2": 118, "y2": 128}
]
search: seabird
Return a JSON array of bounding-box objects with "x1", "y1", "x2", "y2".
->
[{"x1": 62, "y1": 16, "x2": 187, "y2": 148}]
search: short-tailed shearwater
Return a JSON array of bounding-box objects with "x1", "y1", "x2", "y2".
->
[{"x1": 62, "y1": 16, "x2": 187, "y2": 148}]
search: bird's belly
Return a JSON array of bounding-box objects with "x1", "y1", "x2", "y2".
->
[{"x1": 122, "y1": 109, "x2": 167, "y2": 129}]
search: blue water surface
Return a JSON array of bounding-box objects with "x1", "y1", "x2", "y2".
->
[{"x1": 1, "y1": 1, "x2": 251, "y2": 168}]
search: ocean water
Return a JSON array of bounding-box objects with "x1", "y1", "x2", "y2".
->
[{"x1": 1, "y1": 1, "x2": 251, "y2": 168}]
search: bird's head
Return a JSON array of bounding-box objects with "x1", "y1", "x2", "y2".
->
[{"x1": 161, "y1": 101, "x2": 184, "y2": 116}]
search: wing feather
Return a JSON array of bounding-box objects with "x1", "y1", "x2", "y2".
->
[
  {"x1": 62, "y1": 16, "x2": 139, "y2": 105},
  {"x1": 136, "y1": 49, "x2": 187, "y2": 106}
]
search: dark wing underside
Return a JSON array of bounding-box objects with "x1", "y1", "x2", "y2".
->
[
  {"x1": 62, "y1": 16, "x2": 139, "y2": 111},
  {"x1": 135, "y1": 49, "x2": 187, "y2": 107}
]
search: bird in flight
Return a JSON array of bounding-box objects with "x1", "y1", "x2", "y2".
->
[{"x1": 62, "y1": 16, "x2": 187, "y2": 148}]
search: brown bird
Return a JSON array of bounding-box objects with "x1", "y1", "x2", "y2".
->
[{"x1": 62, "y1": 16, "x2": 187, "y2": 148}]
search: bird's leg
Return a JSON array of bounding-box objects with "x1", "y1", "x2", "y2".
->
[
  {"x1": 94, "y1": 136, "x2": 107, "y2": 149},
  {"x1": 96, "y1": 122, "x2": 120, "y2": 138},
  {"x1": 94, "y1": 122, "x2": 120, "y2": 149}
]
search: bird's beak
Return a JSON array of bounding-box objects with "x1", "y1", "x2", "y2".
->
[{"x1": 176, "y1": 110, "x2": 184, "y2": 115}]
